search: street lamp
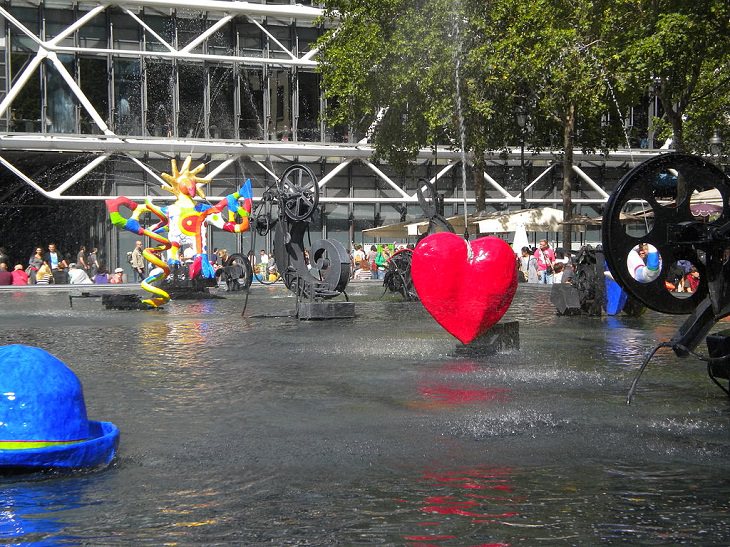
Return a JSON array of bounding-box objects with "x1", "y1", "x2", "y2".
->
[
  {"x1": 516, "y1": 108, "x2": 527, "y2": 209},
  {"x1": 709, "y1": 128, "x2": 723, "y2": 162}
]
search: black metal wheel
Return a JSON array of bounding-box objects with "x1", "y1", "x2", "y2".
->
[
  {"x1": 278, "y1": 164, "x2": 319, "y2": 221},
  {"x1": 602, "y1": 153, "x2": 730, "y2": 314},
  {"x1": 224, "y1": 253, "x2": 253, "y2": 290},
  {"x1": 309, "y1": 238, "x2": 351, "y2": 296},
  {"x1": 255, "y1": 214, "x2": 271, "y2": 237},
  {"x1": 383, "y1": 248, "x2": 418, "y2": 301}
]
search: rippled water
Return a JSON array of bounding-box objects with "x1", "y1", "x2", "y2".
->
[{"x1": 1, "y1": 283, "x2": 730, "y2": 544}]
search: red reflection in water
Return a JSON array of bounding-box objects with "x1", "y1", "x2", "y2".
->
[
  {"x1": 438, "y1": 361, "x2": 482, "y2": 374},
  {"x1": 419, "y1": 385, "x2": 510, "y2": 406},
  {"x1": 401, "y1": 466, "x2": 519, "y2": 546}
]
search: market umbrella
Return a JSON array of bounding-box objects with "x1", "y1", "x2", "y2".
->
[{"x1": 690, "y1": 202, "x2": 723, "y2": 218}]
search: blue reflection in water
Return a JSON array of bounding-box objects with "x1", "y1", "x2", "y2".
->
[{"x1": 0, "y1": 479, "x2": 82, "y2": 545}]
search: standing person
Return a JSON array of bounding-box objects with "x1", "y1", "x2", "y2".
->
[
  {"x1": 375, "y1": 246, "x2": 388, "y2": 279},
  {"x1": 258, "y1": 249, "x2": 269, "y2": 280},
  {"x1": 367, "y1": 245, "x2": 378, "y2": 278},
  {"x1": 11, "y1": 264, "x2": 29, "y2": 285},
  {"x1": 43, "y1": 243, "x2": 68, "y2": 284},
  {"x1": 533, "y1": 239, "x2": 555, "y2": 284},
  {"x1": 518, "y1": 246, "x2": 536, "y2": 283},
  {"x1": 87, "y1": 247, "x2": 100, "y2": 278},
  {"x1": 130, "y1": 240, "x2": 146, "y2": 282},
  {"x1": 76, "y1": 245, "x2": 89, "y2": 273},
  {"x1": 352, "y1": 244, "x2": 365, "y2": 278},
  {"x1": 27, "y1": 247, "x2": 44, "y2": 284}
]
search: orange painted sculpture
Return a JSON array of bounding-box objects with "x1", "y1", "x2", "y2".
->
[{"x1": 106, "y1": 156, "x2": 252, "y2": 307}]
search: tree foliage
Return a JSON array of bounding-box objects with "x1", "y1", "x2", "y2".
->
[
  {"x1": 617, "y1": 0, "x2": 730, "y2": 153},
  {"x1": 316, "y1": 0, "x2": 729, "y2": 248}
]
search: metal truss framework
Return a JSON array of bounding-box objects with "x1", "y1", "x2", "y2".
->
[{"x1": 0, "y1": 0, "x2": 661, "y2": 209}]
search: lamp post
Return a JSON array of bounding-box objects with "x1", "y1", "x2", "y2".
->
[
  {"x1": 710, "y1": 128, "x2": 723, "y2": 165},
  {"x1": 516, "y1": 109, "x2": 527, "y2": 209}
]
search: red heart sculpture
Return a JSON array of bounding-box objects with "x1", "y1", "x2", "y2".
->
[{"x1": 411, "y1": 233, "x2": 517, "y2": 344}]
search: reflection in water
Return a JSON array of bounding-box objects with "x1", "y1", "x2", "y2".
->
[
  {"x1": 400, "y1": 466, "x2": 518, "y2": 545},
  {"x1": 0, "y1": 481, "x2": 81, "y2": 544},
  {"x1": 413, "y1": 360, "x2": 511, "y2": 410}
]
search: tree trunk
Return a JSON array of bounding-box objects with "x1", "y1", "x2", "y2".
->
[
  {"x1": 660, "y1": 89, "x2": 684, "y2": 152},
  {"x1": 562, "y1": 104, "x2": 575, "y2": 252}
]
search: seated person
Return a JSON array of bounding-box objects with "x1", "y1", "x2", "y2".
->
[
  {"x1": 0, "y1": 263, "x2": 12, "y2": 285},
  {"x1": 627, "y1": 243, "x2": 661, "y2": 283},
  {"x1": 68, "y1": 262, "x2": 93, "y2": 284},
  {"x1": 36, "y1": 262, "x2": 52, "y2": 284},
  {"x1": 93, "y1": 266, "x2": 109, "y2": 284},
  {"x1": 11, "y1": 264, "x2": 29, "y2": 285},
  {"x1": 109, "y1": 267, "x2": 125, "y2": 284}
]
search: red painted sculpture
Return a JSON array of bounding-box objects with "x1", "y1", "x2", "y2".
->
[{"x1": 411, "y1": 232, "x2": 517, "y2": 344}]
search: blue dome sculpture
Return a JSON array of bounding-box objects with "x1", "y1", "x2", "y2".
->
[{"x1": 0, "y1": 345, "x2": 119, "y2": 470}]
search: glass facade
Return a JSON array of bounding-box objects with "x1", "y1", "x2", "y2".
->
[
  {"x1": 1, "y1": 2, "x2": 335, "y2": 143},
  {"x1": 0, "y1": 1, "x2": 658, "y2": 269}
]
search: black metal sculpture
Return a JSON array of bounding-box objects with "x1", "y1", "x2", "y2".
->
[
  {"x1": 382, "y1": 248, "x2": 418, "y2": 301},
  {"x1": 601, "y1": 153, "x2": 730, "y2": 397},
  {"x1": 550, "y1": 246, "x2": 606, "y2": 316},
  {"x1": 381, "y1": 178, "x2": 454, "y2": 301},
  {"x1": 248, "y1": 164, "x2": 353, "y2": 317}
]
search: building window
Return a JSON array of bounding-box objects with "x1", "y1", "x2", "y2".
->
[
  {"x1": 240, "y1": 68, "x2": 264, "y2": 139},
  {"x1": 146, "y1": 60, "x2": 173, "y2": 137},
  {"x1": 298, "y1": 71, "x2": 320, "y2": 142}
]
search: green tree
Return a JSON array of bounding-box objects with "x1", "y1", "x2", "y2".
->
[
  {"x1": 317, "y1": 0, "x2": 631, "y2": 249},
  {"x1": 619, "y1": 0, "x2": 730, "y2": 154},
  {"x1": 317, "y1": 0, "x2": 493, "y2": 214},
  {"x1": 470, "y1": 0, "x2": 630, "y2": 249}
]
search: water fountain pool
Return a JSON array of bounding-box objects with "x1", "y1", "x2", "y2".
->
[{"x1": 0, "y1": 282, "x2": 728, "y2": 544}]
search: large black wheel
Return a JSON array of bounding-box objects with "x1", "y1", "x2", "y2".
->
[
  {"x1": 277, "y1": 164, "x2": 319, "y2": 221},
  {"x1": 602, "y1": 153, "x2": 730, "y2": 314}
]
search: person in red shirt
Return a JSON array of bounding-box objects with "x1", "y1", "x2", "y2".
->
[{"x1": 11, "y1": 264, "x2": 29, "y2": 285}]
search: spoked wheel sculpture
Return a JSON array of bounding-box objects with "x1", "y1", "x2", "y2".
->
[
  {"x1": 601, "y1": 153, "x2": 730, "y2": 394},
  {"x1": 220, "y1": 253, "x2": 254, "y2": 291},
  {"x1": 383, "y1": 248, "x2": 418, "y2": 301},
  {"x1": 381, "y1": 178, "x2": 454, "y2": 301},
  {"x1": 253, "y1": 164, "x2": 351, "y2": 314}
]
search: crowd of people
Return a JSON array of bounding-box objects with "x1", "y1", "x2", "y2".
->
[
  {"x1": 0, "y1": 243, "x2": 125, "y2": 286},
  {"x1": 517, "y1": 239, "x2": 575, "y2": 285},
  {"x1": 350, "y1": 243, "x2": 414, "y2": 280},
  {"x1": 0, "y1": 238, "x2": 704, "y2": 293}
]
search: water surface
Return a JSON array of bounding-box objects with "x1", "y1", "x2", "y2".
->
[{"x1": 0, "y1": 283, "x2": 728, "y2": 545}]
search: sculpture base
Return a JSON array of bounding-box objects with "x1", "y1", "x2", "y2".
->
[
  {"x1": 298, "y1": 301, "x2": 356, "y2": 320},
  {"x1": 454, "y1": 321, "x2": 520, "y2": 356},
  {"x1": 101, "y1": 294, "x2": 152, "y2": 310},
  {"x1": 166, "y1": 287, "x2": 225, "y2": 300}
]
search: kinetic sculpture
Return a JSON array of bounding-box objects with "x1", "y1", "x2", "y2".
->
[
  {"x1": 601, "y1": 153, "x2": 730, "y2": 397},
  {"x1": 106, "y1": 156, "x2": 252, "y2": 307},
  {"x1": 250, "y1": 164, "x2": 352, "y2": 312},
  {"x1": 382, "y1": 179, "x2": 453, "y2": 301}
]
